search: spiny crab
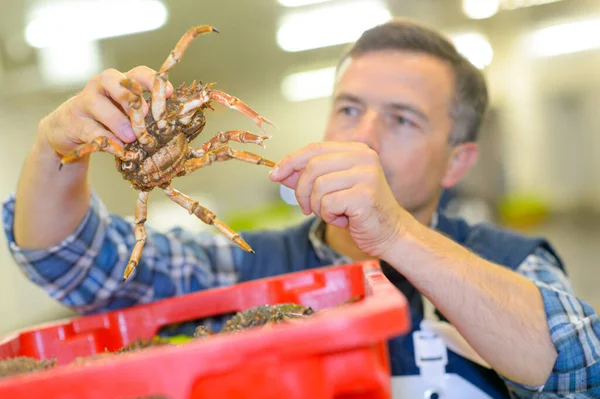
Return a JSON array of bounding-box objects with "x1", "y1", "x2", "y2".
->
[
  {"x1": 193, "y1": 303, "x2": 316, "y2": 338},
  {"x1": 59, "y1": 25, "x2": 276, "y2": 281}
]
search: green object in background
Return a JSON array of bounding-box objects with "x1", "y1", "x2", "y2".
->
[
  {"x1": 164, "y1": 335, "x2": 194, "y2": 345},
  {"x1": 224, "y1": 200, "x2": 307, "y2": 232},
  {"x1": 498, "y1": 194, "x2": 549, "y2": 229}
]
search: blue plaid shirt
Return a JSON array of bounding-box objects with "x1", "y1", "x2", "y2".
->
[{"x1": 2, "y1": 192, "x2": 599, "y2": 397}]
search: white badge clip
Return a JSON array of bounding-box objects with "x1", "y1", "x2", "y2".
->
[{"x1": 413, "y1": 320, "x2": 449, "y2": 398}]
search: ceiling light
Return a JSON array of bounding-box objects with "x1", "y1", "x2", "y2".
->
[
  {"x1": 462, "y1": 0, "x2": 565, "y2": 19},
  {"x1": 277, "y1": 0, "x2": 333, "y2": 7},
  {"x1": 280, "y1": 33, "x2": 494, "y2": 101},
  {"x1": 281, "y1": 66, "x2": 337, "y2": 102},
  {"x1": 25, "y1": 0, "x2": 168, "y2": 49},
  {"x1": 276, "y1": 0, "x2": 391, "y2": 52},
  {"x1": 462, "y1": 0, "x2": 499, "y2": 19},
  {"x1": 500, "y1": 0, "x2": 563, "y2": 10},
  {"x1": 526, "y1": 18, "x2": 600, "y2": 57},
  {"x1": 450, "y1": 33, "x2": 494, "y2": 69},
  {"x1": 38, "y1": 41, "x2": 102, "y2": 86}
]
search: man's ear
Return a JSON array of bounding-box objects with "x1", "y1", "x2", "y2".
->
[{"x1": 441, "y1": 142, "x2": 479, "y2": 188}]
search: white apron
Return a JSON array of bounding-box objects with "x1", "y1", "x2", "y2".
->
[{"x1": 390, "y1": 297, "x2": 493, "y2": 399}]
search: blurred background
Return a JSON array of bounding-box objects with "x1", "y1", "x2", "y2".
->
[{"x1": 1, "y1": 0, "x2": 599, "y2": 336}]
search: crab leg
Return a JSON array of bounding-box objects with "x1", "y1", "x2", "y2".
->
[
  {"x1": 184, "y1": 146, "x2": 275, "y2": 175},
  {"x1": 179, "y1": 89, "x2": 276, "y2": 135},
  {"x1": 152, "y1": 25, "x2": 219, "y2": 128},
  {"x1": 210, "y1": 90, "x2": 276, "y2": 134},
  {"x1": 123, "y1": 191, "x2": 149, "y2": 281},
  {"x1": 59, "y1": 136, "x2": 137, "y2": 170},
  {"x1": 197, "y1": 130, "x2": 271, "y2": 154},
  {"x1": 161, "y1": 184, "x2": 254, "y2": 253},
  {"x1": 120, "y1": 79, "x2": 159, "y2": 151}
]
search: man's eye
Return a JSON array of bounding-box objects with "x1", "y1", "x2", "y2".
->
[
  {"x1": 395, "y1": 116, "x2": 416, "y2": 128},
  {"x1": 340, "y1": 107, "x2": 358, "y2": 116}
]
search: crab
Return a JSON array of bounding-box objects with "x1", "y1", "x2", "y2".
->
[
  {"x1": 59, "y1": 25, "x2": 277, "y2": 281},
  {"x1": 116, "y1": 337, "x2": 172, "y2": 354},
  {"x1": 0, "y1": 356, "x2": 57, "y2": 379},
  {"x1": 192, "y1": 303, "x2": 315, "y2": 338},
  {"x1": 220, "y1": 303, "x2": 315, "y2": 333}
]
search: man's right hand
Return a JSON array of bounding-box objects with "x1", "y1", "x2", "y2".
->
[
  {"x1": 40, "y1": 66, "x2": 174, "y2": 159},
  {"x1": 13, "y1": 66, "x2": 173, "y2": 250}
]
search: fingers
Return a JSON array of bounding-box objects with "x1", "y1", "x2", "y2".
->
[
  {"x1": 74, "y1": 118, "x2": 124, "y2": 152},
  {"x1": 294, "y1": 153, "x2": 358, "y2": 214},
  {"x1": 277, "y1": 167, "x2": 364, "y2": 223},
  {"x1": 80, "y1": 92, "x2": 137, "y2": 143},
  {"x1": 271, "y1": 143, "x2": 383, "y2": 218},
  {"x1": 121, "y1": 66, "x2": 174, "y2": 117},
  {"x1": 309, "y1": 171, "x2": 356, "y2": 217},
  {"x1": 320, "y1": 189, "x2": 353, "y2": 228},
  {"x1": 126, "y1": 65, "x2": 174, "y2": 97},
  {"x1": 277, "y1": 170, "x2": 301, "y2": 191},
  {"x1": 270, "y1": 142, "x2": 369, "y2": 182},
  {"x1": 79, "y1": 66, "x2": 175, "y2": 143}
]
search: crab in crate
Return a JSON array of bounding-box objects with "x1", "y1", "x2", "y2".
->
[
  {"x1": 193, "y1": 303, "x2": 315, "y2": 338},
  {"x1": 0, "y1": 357, "x2": 57, "y2": 379},
  {"x1": 59, "y1": 25, "x2": 276, "y2": 281}
]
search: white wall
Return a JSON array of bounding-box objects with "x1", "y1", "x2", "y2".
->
[
  {"x1": 0, "y1": 97, "x2": 78, "y2": 336},
  {"x1": 485, "y1": 22, "x2": 600, "y2": 213}
]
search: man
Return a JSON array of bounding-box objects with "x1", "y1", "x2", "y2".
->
[{"x1": 2, "y1": 18, "x2": 584, "y2": 397}]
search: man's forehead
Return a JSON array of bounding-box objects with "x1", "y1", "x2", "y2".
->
[
  {"x1": 333, "y1": 52, "x2": 454, "y2": 101},
  {"x1": 337, "y1": 52, "x2": 441, "y2": 82}
]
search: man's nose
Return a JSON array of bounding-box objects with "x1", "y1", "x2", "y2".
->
[{"x1": 352, "y1": 110, "x2": 381, "y2": 152}]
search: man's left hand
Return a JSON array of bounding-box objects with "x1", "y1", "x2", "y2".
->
[{"x1": 269, "y1": 142, "x2": 410, "y2": 258}]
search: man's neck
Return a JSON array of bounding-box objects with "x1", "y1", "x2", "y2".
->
[{"x1": 323, "y1": 208, "x2": 435, "y2": 260}]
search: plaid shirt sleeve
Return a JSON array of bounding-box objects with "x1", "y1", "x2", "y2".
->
[
  {"x1": 502, "y1": 247, "x2": 600, "y2": 398},
  {"x1": 2, "y1": 191, "x2": 243, "y2": 316}
]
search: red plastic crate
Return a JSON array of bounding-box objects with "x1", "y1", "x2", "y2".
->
[{"x1": 0, "y1": 260, "x2": 410, "y2": 399}]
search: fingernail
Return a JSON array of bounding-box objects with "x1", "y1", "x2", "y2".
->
[
  {"x1": 120, "y1": 124, "x2": 136, "y2": 142},
  {"x1": 269, "y1": 165, "x2": 280, "y2": 179}
]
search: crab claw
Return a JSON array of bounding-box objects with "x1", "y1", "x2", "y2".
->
[{"x1": 208, "y1": 90, "x2": 277, "y2": 134}]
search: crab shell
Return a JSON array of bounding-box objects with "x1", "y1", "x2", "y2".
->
[{"x1": 114, "y1": 84, "x2": 209, "y2": 192}]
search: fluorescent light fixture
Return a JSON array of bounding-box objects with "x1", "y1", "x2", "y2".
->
[
  {"x1": 277, "y1": 0, "x2": 333, "y2": 7},
  {"x1": 526, "y1": 18, "x2": 600, "y2": 57},
  {"x1": 280, "y1": 32, "x2": 494, "y2": 101},
  {"x1": 38, "y1": 41, "x2": 102, "y2": 86},
  {"x1": 500, "y1": 0, "x2": 563, "y2": 10},
  {"x1": 25, "y1": 0, "x2": 168, "y2": 49},
  {"x1": 276, "y1": 0, "x2": 392, "y2": 52},
  {"x1": 462, "y1": 0, "x2": 499, "y2": 19},
  {"x1": 281, "y1": 66, "x2": 336, "y2": 102},
  {"x1": 462, "y1": 0, "x2": 564, "y2": 19},
  {"x1": 450, "y1": 32, "x2": 494, "y2": 69}
]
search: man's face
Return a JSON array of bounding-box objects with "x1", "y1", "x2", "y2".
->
[{"x1": 324, "y1": 50, "x2": 460, "y2": 216}]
